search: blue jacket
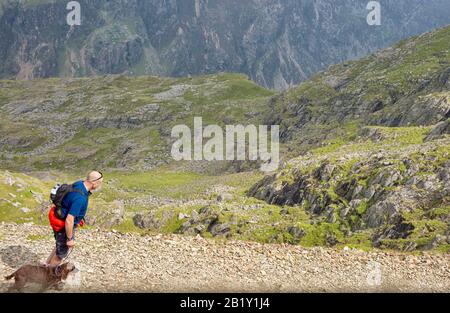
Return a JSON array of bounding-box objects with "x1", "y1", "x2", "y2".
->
[{"x1": 61, "y1": 181, "x2": 90, "y2": 226}]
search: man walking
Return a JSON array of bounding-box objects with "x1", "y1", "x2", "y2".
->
[{"x1": 46, "y1": 171, "x2": 104, "y2": 266}]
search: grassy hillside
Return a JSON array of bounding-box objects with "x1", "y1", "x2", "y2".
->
[{"x1": 0, "y1": 73, "x2": 275, "y2": 172}]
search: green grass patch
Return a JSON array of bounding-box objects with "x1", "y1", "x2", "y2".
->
[{"x1": 26, "y1": 234, "x2": 51, "y2": 241}]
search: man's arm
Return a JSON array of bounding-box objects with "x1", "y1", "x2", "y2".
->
[
  {"x1": 65, "y1": 196, "x2": 85, "y2": 248},
  {"x1": 65, "y1": 214, "x2": 76, "y2": 247}
]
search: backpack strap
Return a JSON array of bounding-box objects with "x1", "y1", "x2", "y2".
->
[
  {"x1": 71, "y1": 188, "x2": 85, "y2": 196},
  {"x1": 57, "y1": 186, "x2": 86, "y2": 220}
]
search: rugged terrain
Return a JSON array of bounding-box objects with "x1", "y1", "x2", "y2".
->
[
  {"x1": 0, "y1": 222, "x2": 449, "y2": 292},
  {"x1": 0, "y1": 73, "x2": 274, "y2": 172},
  {"x1": 263, "y1": 24, "x2": 450, "y2": 154},
  {"x1": 1, "y1": 0, "x2": 450, "y2": 89},
  {"x1": 0, "y1": 26, "x2": 449, "y2": 254},
  {"x1": 247, "y1": 25, "x2": 450, "y2": 251}
]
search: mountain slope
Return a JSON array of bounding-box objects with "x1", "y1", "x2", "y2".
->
[
  {"x1": 1, "y1": 0, "x2": 450, "y2": 89},
  {"x1": 249, "y1": 26, "x2": 450, "y2": 251},
  {"x1": 0, "y1": 73, "x2": 274, "y2": 172},
  {"x1": 265, "y1": 25, "x2": 450, "y2": 155}
]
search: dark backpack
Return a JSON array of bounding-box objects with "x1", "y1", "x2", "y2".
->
[{"x1": 50, "y1": 184, "x2": 83, "y2": 220}]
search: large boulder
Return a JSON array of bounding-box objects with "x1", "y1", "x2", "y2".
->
[
  {"x1": 178, "y1": 206, "x2": 231, "y2": 237},
  {"x1": 426, "y1": 119, "x2": 450, "y2": 141},
  {"x1": 133, "y1": 212, "x2": 160, "y2": 230}
]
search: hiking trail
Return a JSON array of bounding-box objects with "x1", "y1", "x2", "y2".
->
[{"x1": 0, "y1": 222, "x2": 449, "y2": 292}]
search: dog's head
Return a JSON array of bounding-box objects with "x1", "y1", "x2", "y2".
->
[{"x1": 56, "y1": 262, "x2": 78, "y2": 280}]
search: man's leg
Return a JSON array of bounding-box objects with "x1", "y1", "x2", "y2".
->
[
  {"x1": 45, "y1": 247, "x2": 56, "y2": 265},
  {"x1": 49, "y1": 230, "x2": 69, "y2": 266},
  {"x1": 48, "y1": 254, "x2": 62, "y2": 266}
]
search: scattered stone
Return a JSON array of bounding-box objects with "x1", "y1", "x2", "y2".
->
[
  {"x1": 217, "y1": 193, "x2": 233, "y2": 202},
  {"x1": 178, "y1": 213, "x2": 189, "y2": 220},
  {"x1": 5, "y1": 176, "x2": 14, "y2": 186}
]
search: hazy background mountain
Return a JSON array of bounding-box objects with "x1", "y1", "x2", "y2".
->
[{"x1": 1, "y1": 0, "x2": 449, "y2": 89}]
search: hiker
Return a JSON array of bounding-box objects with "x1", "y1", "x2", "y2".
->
[{"x1": 46, "y1": 171, "x2": 104, "y2": 266}]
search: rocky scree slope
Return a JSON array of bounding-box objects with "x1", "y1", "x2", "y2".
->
[{"x1": 0, "y1": 222, "x2": 449, "y2": 292}]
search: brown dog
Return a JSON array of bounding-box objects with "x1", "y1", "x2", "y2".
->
[{"x1": 5, "y1": 262, "x2": 77, "y2": 292}]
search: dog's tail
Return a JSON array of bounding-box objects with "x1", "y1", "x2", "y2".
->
[{"x1": 4, "y1": 272, "x2": 16, "y2": 280}]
